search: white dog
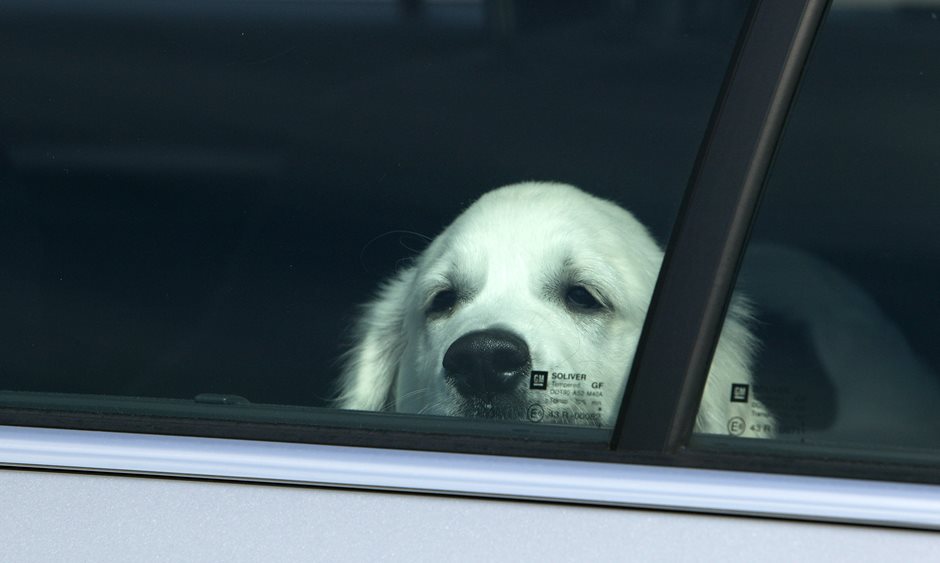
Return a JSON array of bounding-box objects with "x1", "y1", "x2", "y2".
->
[{"x1": 337, "y1": 182, "x2": 771, "y2": 437}]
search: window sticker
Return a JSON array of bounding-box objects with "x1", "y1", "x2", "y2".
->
[
  {"x1": 726, "y1": 383, "x2": 776, "y2": 438},
  {"x1": 527, "y1": 371, "x2": 605, "y2": 426}
]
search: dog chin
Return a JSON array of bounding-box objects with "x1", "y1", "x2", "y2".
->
[{"x1": 455, "y1": 394, "x2": 528, "y2": 420}]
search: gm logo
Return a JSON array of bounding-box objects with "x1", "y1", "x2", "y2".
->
[{"x1": 529, "y1": 370, "x2": 548, "y2": 390}]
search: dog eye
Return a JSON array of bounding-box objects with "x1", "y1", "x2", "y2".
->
[
  {"x1": 428, "y1": 289, "x2": 458, "y2": 315},
  {"x1": 565, "y1": 286, "x2": 603, "y2": 310}
]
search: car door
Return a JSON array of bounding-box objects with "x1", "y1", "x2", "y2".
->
[{"x1": 1, "y1": 1, "x2": 939, "y2": 560}]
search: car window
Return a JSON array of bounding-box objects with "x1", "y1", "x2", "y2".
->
[
  {"x1": 694, "y1": 0, "x2": 940, "y2": 461},
  {"x1": 0, "y1": 0, "x2": 753, "y2": 440}
]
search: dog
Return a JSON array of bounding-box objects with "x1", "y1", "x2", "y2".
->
[{"x1": 336, "y1": 182, "x2": 771, "y2": 437}]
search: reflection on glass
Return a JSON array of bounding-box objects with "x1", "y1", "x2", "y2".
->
[{"x1": 700, "y1": 1, "x2": 940, "y2": 455}]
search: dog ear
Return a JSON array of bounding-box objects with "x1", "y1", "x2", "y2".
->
[{"x1": 334, "y1": 267, "x2": 416, "y2": 411}]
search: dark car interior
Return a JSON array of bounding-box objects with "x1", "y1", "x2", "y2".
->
[{"x1": 1, "y1": 0, "x2": 937, "y2": 443}]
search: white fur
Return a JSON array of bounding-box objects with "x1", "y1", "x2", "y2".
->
[{"x1": 337, "y1": 182, "x2": 768, "y2": 435}]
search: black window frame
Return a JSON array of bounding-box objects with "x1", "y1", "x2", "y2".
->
[{"x1": 5, "y1": 0, "x2": 940, "y2": 485}]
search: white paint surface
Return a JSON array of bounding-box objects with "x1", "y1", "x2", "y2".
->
[{"x1": 1, "y1": 469, "x2": 938, "y2": 563}]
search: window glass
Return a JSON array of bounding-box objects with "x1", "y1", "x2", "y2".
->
[
  {"x1": 696, "y1": 0, "x2": 940, "y2": 458},
  {"x1": 0, "y1": 0, "x2": 750, "y2": 436}
]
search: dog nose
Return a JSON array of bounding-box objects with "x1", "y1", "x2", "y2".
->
[{"x1": 443, "y1": 329, "x2": 531, "y2": 397}]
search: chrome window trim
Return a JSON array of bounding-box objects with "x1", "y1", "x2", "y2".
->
[{"x1": 1, "y1": 425, "x2": 938, "y2": 531}]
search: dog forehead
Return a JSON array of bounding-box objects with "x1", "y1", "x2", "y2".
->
[
  {"x1": 423, "y1": 208, "x2": 577, "y2": 280},
  {"x1": 412, "y1": 183, "x2": 664, "y2": 306},
  {"x1": 434, "y1": 183, "x2": 652, "y2": 259},
  {"x1": 463, "y1": 183, "x2": 607, "y2": 226}
]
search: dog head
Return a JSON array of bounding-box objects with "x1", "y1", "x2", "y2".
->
[
  {"x1": 337, "y1": 182, "x2": 755, "y2": 430},
  {"x1": 337, "y1": 182, "x2": 665, "y2": 426}
]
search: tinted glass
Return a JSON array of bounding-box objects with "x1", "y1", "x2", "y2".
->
[
  {"x1": 0, "y1": 0, "x2": 750, "y2": 435},
  {"x1": 696, "y1": 0, "x2": 940, "y2": 458}
]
